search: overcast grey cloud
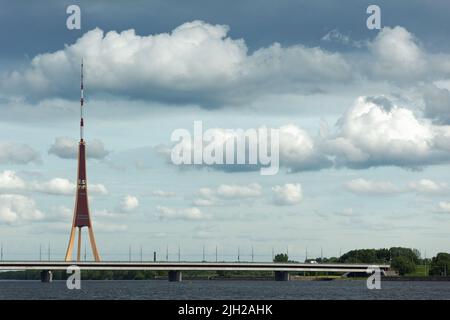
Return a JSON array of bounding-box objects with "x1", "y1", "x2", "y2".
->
[
  {"x1": 0, "y1": 142, "x2": 41, "y2": 165},
  {"x1": 422, "y1": 85, "x2": 450, "y2": 125},
  {"x1": 2, "y1": 0, "x2": 450, "y2": 60}
]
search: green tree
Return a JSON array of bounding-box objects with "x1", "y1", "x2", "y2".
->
[
  {"x1": 273, "y1": 253, "x2": 288, "y2": 262},
  {"x1": 339, "y1": 249, "x2": 379, "y2": 263},
  {"x1": 338, "y1": 247, "x2": 420, "y2": 265},
  {"x1": 429, "y1": 253, "x2": 450, "y2": 276},
  {"x1": 389, "y1": 247, "x2": 420, "y2": 264},
  {"x1": 391, "y1": 256, "x2": 416, "y2": 275},
  {"x1": 376, "y1": 248, "x2": 391, "y2": 262},
  {"x1": 316, "y1": 257, "x2": 339, "y2": 263}
]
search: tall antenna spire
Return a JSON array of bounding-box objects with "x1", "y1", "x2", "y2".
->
[{"x1": 80, "y1": 59, "x2": 84, "y2": 141}]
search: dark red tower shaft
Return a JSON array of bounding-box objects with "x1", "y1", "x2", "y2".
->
[{"x1": 74, "y1": 141, "x2": 90, "y2": 227}]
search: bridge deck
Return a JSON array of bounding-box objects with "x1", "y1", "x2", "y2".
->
[{"x1": 0, "y1": 261, "x2": 390, "y2": 273}]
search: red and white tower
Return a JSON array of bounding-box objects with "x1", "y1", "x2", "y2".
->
[{"x1": 65, "y1": 60, "x2": 101, "y2": 262}]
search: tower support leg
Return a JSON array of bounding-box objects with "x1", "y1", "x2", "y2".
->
[
  {"x1": 88, "y1": 225, "x2": 101, "y2": 262},
  {"x1": 65, "y1": 226, "x2": 77, "y2": 261},
  {"x1": 274, "y1": 271, "x2": 289, "y2": 281},
  {"x1": 168, "y1": 271, "x2": 182, "y2": 282},
  {"x1": 77, "y1": 227, "x2": 82, "y2": 262}
]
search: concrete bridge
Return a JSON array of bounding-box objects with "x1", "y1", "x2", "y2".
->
[{"x1": 0, "y1": 261, "x2": 391, "y2": 282}]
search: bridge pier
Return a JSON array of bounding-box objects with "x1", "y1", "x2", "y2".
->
[
  {"x1": 40, "y1": 270, "x2": 53, "y2": 283},
  {"x1": 274, "y1": 271, "x2": 289, "y2": 281},
  {"x1": 168, "y1": 271, "x2": 182, "y2": 282}
]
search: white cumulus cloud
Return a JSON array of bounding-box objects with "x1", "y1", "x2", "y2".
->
[
  {"x1": 325, "y1": 96, "x2": 450, "y2": 169},
  {"x1": 0, "y1": 194, "x2": 44, "y2": 225},
  {"x1": 0, "y1": 170, "x2": 27, "y2": 190},
  {"x1": 278, "y1": 124, "x2": 332, "y2": 172},
  {"x1": 48, "y1": 137, "x2": 109, "y2": 160},
  {"x1": 272, "y1": 183, "x2": 302, "y2": 205},
  {"x1": 370, "y1": 26, "x2": 427, "y2": 80},
  {"x1": 160, "y1": 95, "x2": 450, "y2": 172},
  {"x1": 1, "y1": 21, "x2": 351, "y2": 107},
  {"x1": 0, "y1": 170, "x2": 108, "y2": 196},
  {"x1": 437, "y1": 201, "x2": 450, "y2": 214},
  {"x1": 156, "y1": 206, "x2": 207, "y2": 220},
  {"x1": 194, "y1": 183, "x2": 262, "y2": 206},
  {"x1": 119, "y1": 195, "x2": 139, "y2": 212},
  {"x1": 409, "y1": 179, "x2": 448, "y2": 194},
  {"x1": 345, "y1": 178, "x2": 402, "y2": 195}
]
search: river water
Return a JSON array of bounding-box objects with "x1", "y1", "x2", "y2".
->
[{"x1": 0, "y1": 280, "x2": 449, "y2": 300}]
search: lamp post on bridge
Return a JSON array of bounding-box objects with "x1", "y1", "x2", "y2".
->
[{"x1": 252, "y1": 246, "x2": 254, "y2": 263}]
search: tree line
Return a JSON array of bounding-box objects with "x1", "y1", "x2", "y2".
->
[{"x1": 274, "y1": 247, "x2": 450, "y2": 276}]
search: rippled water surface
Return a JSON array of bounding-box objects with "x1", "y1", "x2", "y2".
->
[{"x1": 0, "y1": 280, "x2": 449, "y2": 300}]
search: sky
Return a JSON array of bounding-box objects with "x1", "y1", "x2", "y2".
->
[{"x1": 1, "y1": 0, "x2": 450, "y2": 261}]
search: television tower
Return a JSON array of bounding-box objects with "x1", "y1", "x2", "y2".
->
[{"x1": 64, "y1": 60, "x2": 101, "y2": 262}]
